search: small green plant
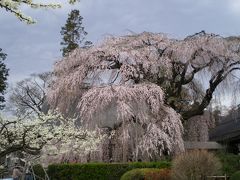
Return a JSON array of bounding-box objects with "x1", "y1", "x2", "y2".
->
[
  {"x1": 171, "y1": 150, "x2": 222, "y2": 180},
  {"x1": 215, "y1": 152, "x2": 240, "y2": 176},
  {"x1": 230, "y1": 171, "x2": 240, "y2": 180},
  {"x1": 32, "y1": 164, "x2": 46, "y2": 179}
]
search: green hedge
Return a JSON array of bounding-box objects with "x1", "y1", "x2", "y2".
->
[
  {"x1": 215, "y1": 152, "x2": 240, "y2": 176},
  {"x1": 48, "y1": 161, "x2": 171, "y2": 180}
]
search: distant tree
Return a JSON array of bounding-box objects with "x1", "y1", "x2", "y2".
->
[
  {"x1": 60, "y1": 9, "x2": 92, "y2": 57},
  {"x1": 0, "y1": 49, "x2": 9, "y2": 110},
  {"x1": 212, "y1": 106, "x2": 222, "y2": 125},
  {"x1": 8, "y1": 73, "x2": 52, "y2": 118},
  {"x1": 0, "y1": 0, "x2": 79, "y2": 24}
]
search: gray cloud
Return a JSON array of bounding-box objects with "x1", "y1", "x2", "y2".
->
[{"x1": 1, "y1": 0, "x2": 240, "y2": 85}]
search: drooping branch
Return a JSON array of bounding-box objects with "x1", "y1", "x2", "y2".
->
[
  {"x1": 0, "y1": 145, "x2": 23, "y2": 158},
  {"x1": 78, "y1": 83, "x2": 184, "y2": 158}
]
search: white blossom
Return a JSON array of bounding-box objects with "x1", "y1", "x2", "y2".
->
[
  {"x1": 0, "y1": 111, "x2": 103, "y2": 165},
  {"x1": 0, "y1": 0, "x2": 80, "y2": 24}
]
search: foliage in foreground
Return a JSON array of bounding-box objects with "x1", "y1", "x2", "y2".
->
[
  {"x1": 171, "y1": 150, "x2": 222, "y2": 180},
  {"x1": 230, "y1": 170, "x2": 240, "y2": 180},
  {"x1": 32, "y1": 164, "x2": 46, "y2": 179},
  {"x1": 47, "y1": 161, "x2": 171, "y2": 180},
  {"x1": 0, "y1": 0, "x2": 80, "y2": 24},
  {"x1": 120, "y1": 168, "x2": 171, "y2": 180}
]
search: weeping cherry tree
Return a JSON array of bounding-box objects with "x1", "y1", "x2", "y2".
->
[{"x1": 47, "y1": 31, "x2": 240, "y2": 161}]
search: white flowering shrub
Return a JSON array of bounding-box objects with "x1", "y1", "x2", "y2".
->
[{"x1": 0, "y1": 111, "x2": 103, "y2": 165}]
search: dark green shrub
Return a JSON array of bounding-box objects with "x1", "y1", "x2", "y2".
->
[
  {"x1": 32, "y1": 164, "x2": 46, "y2": 180},
  {"x1": 120, "y1": 168, "x2": 171, "y2": 180},
  {"x1": 48, "y1": 161, "x2": 171, "y2": 180},
  {"x1": 230, "y1": 171, "x2": 240, "y2": 180}
]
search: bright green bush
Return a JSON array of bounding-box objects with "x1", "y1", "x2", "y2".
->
[
  {"x1": 120, "y1": 168, "x2": 144, "y2": 180},
  {"x1": 120, "y1": 168, "x2": 171, "y2": 180},
  {"x1": 230, "y1": 171, "x2": 240, "y2": 180},
  {"x1": 48, "y1": 161, "x2": 171, "y2": 180}
]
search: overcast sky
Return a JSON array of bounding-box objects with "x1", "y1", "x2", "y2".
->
[{"x1": 1, "y1": 0, "x2": 240, "y2": 85}]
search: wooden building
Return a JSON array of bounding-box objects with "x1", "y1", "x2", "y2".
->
[{"x1": 209, "y1": 116, "x2": 240, "y2": 154}]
